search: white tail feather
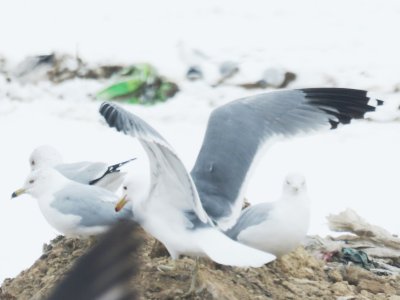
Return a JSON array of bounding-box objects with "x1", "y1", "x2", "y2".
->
[{"x1": 195, "y1": 228, "x2": 275, "y2": 267}]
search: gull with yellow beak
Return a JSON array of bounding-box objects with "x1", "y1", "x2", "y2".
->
[
  {"x1": 28, "y1": 145, "x2": 136, "y2": 192},
  {"x1": 102, "y1": 102, "x2": 276, "y2": 268},
  {"x1": 11, "y1": 168, "x2": 132, "y2": 237}
]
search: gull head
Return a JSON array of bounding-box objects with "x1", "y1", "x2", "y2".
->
[
  {"x1": 11, "y1": 168, "x2": 66, "y2": 199},
  {"x1": 282, "y1": 172, "x2": 307, "y2": 195},
  {"x1": 115, "y1": 183, "x2": 132, "y2": 212},
  {"x1": 29, "y1": 145, "x2": 63, "y2": 171},
  {"x1": 115, "y1": 176, "x2": 149, "y2": 212}
]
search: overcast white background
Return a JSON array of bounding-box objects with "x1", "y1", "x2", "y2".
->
[{"x1": 0, "y1": 0, "x2": 399, "y2": 282}]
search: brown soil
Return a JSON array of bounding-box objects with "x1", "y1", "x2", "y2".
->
[{"x1": 1, "y1": 229, "x2": 400, "y2": 300}]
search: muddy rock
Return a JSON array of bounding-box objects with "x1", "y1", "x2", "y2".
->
[{"x1": 1, "y1": 229, "x2": 400, "y2": 300}]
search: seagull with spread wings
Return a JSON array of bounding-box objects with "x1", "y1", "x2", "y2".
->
[{"x1": 100, "y1": 88, "x2": 382, "y2": 267}]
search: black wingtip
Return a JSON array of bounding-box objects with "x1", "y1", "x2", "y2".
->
[
  {"x1": 99, "y1": 101, "x2": 112, "y2": 112},
  {"x1": 101, "y1": 102, "x2": 119, "y2": 128},
  {"x1": 328, "y1": 119, "x2": 339, "y2": 129},
  {"x1": 300, "y1": 88, "x2": 384, "y2": 127},
  {"x1": 99, "y1": 101, "x2": 131, "y2": 135},
  {"x1": 89, "y1": 157, "x2": 137, "y2": 185},
  {"x1": 99, "y1": 102, "x2": 110, "y2": 118}
]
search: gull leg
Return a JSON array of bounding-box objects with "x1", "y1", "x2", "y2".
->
[
  {"x1": 184, "y1": 256, "x2": 200, "y2": 296},
  {"x1": 156, "y1": 246, "x2": 179, "y2": 272},
  {"x1": 156, "y1": 258, "x2": 176, "y2": 272}
]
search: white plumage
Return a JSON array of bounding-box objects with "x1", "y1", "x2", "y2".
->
[{"x1": 226, "y1": 173, "x2": 310, "y2": 256}]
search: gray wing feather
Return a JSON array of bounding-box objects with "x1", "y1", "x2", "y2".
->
[
  {"x1": 55, "y1": 162, "x2": 107, "y2": 184},
  {"x1": 99, "y1": 102, "x2": 211, "y2": 224},
  {"x1": 191, "y1": 88, "x2": 381, "y2": 227},
  {"x1": 52, "y1": 184, "x2": 132, "y2": 227},
  {"x1": 225, "y1": 202, "x2": 274, "y2": 240}
]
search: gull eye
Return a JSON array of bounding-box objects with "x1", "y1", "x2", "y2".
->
[
  {"x1": 29, "y1": 179, "x2": 35, "y2": 184},
  {"x1": 286, "y1": 180, "x2": 290, "y2": 185},
  {"x1": 31, "y1": 160, "x2": 35, "y2": 166},
  {"x1": 123, "y1": 186, "x2": 127, "y2": 191}
]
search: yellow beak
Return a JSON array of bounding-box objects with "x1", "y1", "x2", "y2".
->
[
  {"x1": 115, "y1": 195, "x2": 128, "y2": 212},
  {"x1": 11, "y1": 188, "x2": 26, "y2": 198}
]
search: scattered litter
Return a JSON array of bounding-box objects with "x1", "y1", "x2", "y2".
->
[
  {"x1": 212, "y1": 61, "x2": 240, "y2": 87},
  {"x1": 238, "y1": 68, "x2": 297, "y2": 89},
  {"x1": 9, "y1": 53, "x2": 124, "y2": 84},
  {"x1": 333, "y1": 248, "x2": 373, "y2": 270},
  {"x1": 306, "y1": 209, "x2": 400, "y2": 276},
  {"x1": 97, "y1": 64, "x2": 179, "y2": 105}
]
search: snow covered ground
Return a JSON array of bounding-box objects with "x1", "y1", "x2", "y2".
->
[{"x1": 1, "y1": 0, "x2": 400, "y2": 282}]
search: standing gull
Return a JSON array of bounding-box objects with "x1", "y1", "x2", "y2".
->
[
  {"x1": 226, "y1": 173, "x2": 310, "y2": 256},
  {"x1": 11, "y1": 168, "x2": 132, "y2": 237},
  {"x1": 29, "y1": 145, "x2": 135, "y2": 192},
  {"x1": 190, "y1": 88, "x2": 382, "y2": 230},
  {"x1": 100, "y1": 103, "x2": 276, "y2": 267}
]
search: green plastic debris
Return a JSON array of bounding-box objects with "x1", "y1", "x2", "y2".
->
[
  {"x1": 340, "y1": 247, "x2": 373, "y2": 269},
  {"x1": 97, "y1": 63, "x2": 178, "y2": 105}
]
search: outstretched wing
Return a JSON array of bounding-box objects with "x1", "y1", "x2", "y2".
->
[
  {"x1": 99, "y1": 102, "x2": 210, "y2": 224},
  {"x1": 191, "y1": 88, "x2": 383, "y2": 230}
]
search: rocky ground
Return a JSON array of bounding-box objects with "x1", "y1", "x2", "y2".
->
[{"x1": 1, "y1": 223, "x2": 400, "y2": 300}]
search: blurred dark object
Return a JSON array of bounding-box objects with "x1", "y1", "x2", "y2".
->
[
  {"x1": 10, "y1": 53, "x2": 124, "y2": 84},
  {"x1": 213, "y1": 61, "x2": 240, "y2": 87},
  {"x1": 149, "y1": 239, "x2": 170, "y2": 258},
  {"x1": 0, "y1": 56, "x2": 11, "y2": 82},
  {"x1": 186, "y1": 65, "x2": 203, "y2": 81},
  {"x1": 47, "y1": 220, "x2": 142, "y2": 300},
  {"x1": 12, "y1": 54, "x2": 55, "y2": 83},
  {"x1": 393, "y1": 83, "x2": 400, "y2": 93},
  {"x1": 239, "y1": 69, "x2": 297, "y2": 90},
  {"x1": 242, "y1": 198, "x2": 251, "y2": 210},
  {"x1": 219, "y1": 61, "x2": 239, "y2": 78},
  {"x1": 97, "y1": 64, "x2": 179, "y2": 105}
]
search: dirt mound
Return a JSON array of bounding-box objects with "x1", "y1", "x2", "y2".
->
[{"x1": 1, "y1": 227, "x2": 400, "y2": 300}]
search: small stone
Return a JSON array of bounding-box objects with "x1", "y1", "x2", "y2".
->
[
  {"x1": 342, "y1": 265, "x2": 373, "y2": 285},
  {"x1": 331, "y1": 282, "x2": 353, "y2": 295},
  {"x1": 327, "y1": 269, "x2": 343, "y2": 282},
  {"x1": 357, "y1": 279, "x2": 396, "y2": 294},
  {"x1": 149, "y1": 240, "x2": 170, "y2": 258}
]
